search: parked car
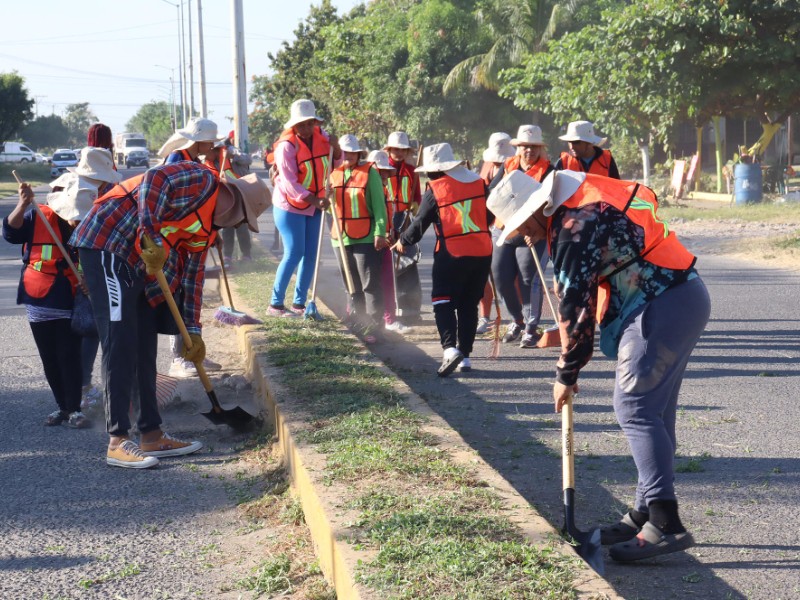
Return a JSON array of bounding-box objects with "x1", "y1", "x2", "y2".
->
[
  {"x1": 34, "y1": 152, "x2": 50, "y2": 164},
  {"x1": 125, "y1": 149, "x2": 150, "y2": 169},
  {"x1": 50, "y1": 149, "x2": 79, "y2": 178},
  {"x1": 0, "y1": 141, "x2": 36, "y2": 163}
]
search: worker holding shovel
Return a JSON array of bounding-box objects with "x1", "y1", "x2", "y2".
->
[
  {"x1": 70, "y1": 161, "x2": 269, "y2": 469},
  {"x1": 487, "y1": 170, "x2": 710, "y2": 563}
]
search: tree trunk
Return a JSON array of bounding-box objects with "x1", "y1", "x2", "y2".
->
[
  {"x1": 713, "y1": 115, "x2": 723, "y2": 193},
  {"x1": 695, "y1": 126, "x2": 703, "y2": 191},
  {"x1": 637, "y1": 139, "x2": 651, "y2": 186},
  {"x1": 748, "y1": 122, "x2": 783, "y2": 159}
]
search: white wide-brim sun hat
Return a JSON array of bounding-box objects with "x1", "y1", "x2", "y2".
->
[
  {"x1": 482, "y1": 132, "x2": 515, "y2": 164},
  {"x1": 487, "y1": 170, "x2": 586, "y2": 245},
  {"x1": 158, "y1": 118, "x2": 223, "y2": 157},
  {"x1": 384, "y1": 131, "x2": 412, "y2": 150},
  {"x1": 47, "y1": 176, "x2": 98, "y2": 222},
  {"x1": 284, "y1": 99, "x2": 324, "y2": 129},
  {"x1": 338, "y1": 134, "x2": 366, "y2": 156},
  {"x1": 511, "y1": 124, "x2": 546, "y2": 147},
  {"x1": 416, "y1": 143, "x2": 480, "y2": 183},
  {"x1": 366, "y1": 150, "x2": 395, "y2": 172},
  {"x1": 558, "y1": 120, "x2": 603, "y2": 145},
  {"x1": 67, "y1": 147, "x2": 122, "y2": 184}
]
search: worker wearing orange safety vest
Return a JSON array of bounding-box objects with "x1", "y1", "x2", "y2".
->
[
  {"x1": 329, "y1": 135, "x2": 388, "y2": 343},
  {"x1": 554, "y1": 120, "x2": 620, "y2": 179},
  {"x1": 487, "y1": 170, "x2": 709, "y2": 563},
  {"x1": 394, "y1": 143, "x2": 492, "y2": 377}
]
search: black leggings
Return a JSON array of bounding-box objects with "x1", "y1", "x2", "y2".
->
[{"x1": 29, "y1": 319, "x2": 83, "y2": 413}]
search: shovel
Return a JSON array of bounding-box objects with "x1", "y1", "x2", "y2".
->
[
  {"x1": 144, "y1": 236, "x2": 254, "y2": 429},
  {"x1": 561, "y1": 394, "x2": 604, "y2": 574}
]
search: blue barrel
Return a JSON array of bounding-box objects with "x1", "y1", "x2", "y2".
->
[{"x1": 734, "y1": 163, "x2": 763, "y2": 204}]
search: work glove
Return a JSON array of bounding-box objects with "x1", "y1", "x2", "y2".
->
[
  {"x1": 140, "y1": 238, "x2": 168, "y2": 275},
  {"x1": 181, "y1": 334, "x2": 206, "y2": 364}
]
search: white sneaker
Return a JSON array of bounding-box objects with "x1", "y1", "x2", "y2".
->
[
  {"x1": 458, "y1": 357, "x2": 472, "y2": 372},
  {"x1": 475, "y1": 317, "x2": 491, "y2": 334},
  {"x1": 385, "y1": 321, "x2": 413, "y2": 334},
  {"x1": 437, "y1": 347, "x2": 463, "y2": 377},
  {"x1": 168, "y1": 358, "x2": 198, "y2": 379}
]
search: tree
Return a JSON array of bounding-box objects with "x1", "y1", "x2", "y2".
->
[
  {"x1": 0, "y1": 72, "x2": 34, "y2": 141},
  {"x1": 126, "y1": 101, "x2": 174, "y2": 151},
  {"x1": 19, "y1": 115, "x2": 70, "y2": 151},
  {"x1": 63, "y1": 102, "x2": 98, "y2": 147}
]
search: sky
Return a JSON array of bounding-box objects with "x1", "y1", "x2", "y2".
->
[{"x1": 3, "y1": 0, "x2": 362, "y2": 145}]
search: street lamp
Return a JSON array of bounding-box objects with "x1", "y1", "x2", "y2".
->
[{"x1": 155, "y1": 65, "x2": 177, "y2": 131}]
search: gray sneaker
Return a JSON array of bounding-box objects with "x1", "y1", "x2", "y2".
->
[
  {"x1": 475, "y1": 317, "x2": 491, "y2": 334},
  {"x1": 502, "y1": 322, "x2": 523, "y2": 343},
  {"x1": 519, "y1": 330, "x2": 543, "y2": 348}
]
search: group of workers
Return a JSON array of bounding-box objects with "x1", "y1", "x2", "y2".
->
[{"x1": 4, "y1": 97, "x2": 710, "y2": 565}]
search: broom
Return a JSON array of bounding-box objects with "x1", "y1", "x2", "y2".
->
[
  {"x1": 487, "y1": 270, "x2": 503, "y2": 359},
  {"x1": 305, "y1": 147, "x2": 334, "y2": 321},
  {"x1": 214, "y1": 245, "x2": 262, "y2": 326}
]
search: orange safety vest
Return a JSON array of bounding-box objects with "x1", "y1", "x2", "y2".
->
[
  {"x1": 429, "y1": 175, "x2": 492, "y2": 258},
  {"x1": 23, "y1": 205, "x2": 78, "y2": 299},
  {"x1": 330, "y1": 163, "x2": 373, "y2": 241},
  {"x1": 386, "y1": 161, "x2": 416, "y2": 212},
  {"x1": 274, "y1": 126, "x2": 331, "y2": 209},
  {"x1": 559, "y1": 149, "x2": 614, "y2": 177},
  {"x1": 504, "y1": 155, "x2": 551, "y2": 183},
  {"x1": 557, "y1": 174, "x2": 696, "y2": 320},
  {"x1": 203, "y1": 147, "x2": 235, "y2": 179}
]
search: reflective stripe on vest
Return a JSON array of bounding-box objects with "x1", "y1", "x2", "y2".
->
[
  {"x1": 387, "y1": 162, "x2": 416, "y2": 211},
  {"x1": 429, "y1": 175, "x2": 492, "y2": 258},
  {"x1": 558, "y1": 174, "x2": 696, "y2": 320},
  {"x1": 275, "y1": 126, "x2": 331, "y2": 209},
  {"x1": 22, "y1": 205, "x2": 78, "y2": 299},
  {"x1": 156, "y1": 185, "x2": 220, "y2": 253},
  {"x1": 560, "y1": 149, "x2": 613, "y2": 176},
  {"x1": 330, "y1": 164, "x2": 373, "y2": 241},
  {"x1": 504, "y1": 156, "x2": 551, "y2": 183}
]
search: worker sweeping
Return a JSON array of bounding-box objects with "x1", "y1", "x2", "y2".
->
[
  {"x1": 487, "y1": 170, "x2": 710, "y2": 562},
  {"x1": 70, "y1": 161, "x2": 269, "y2": 469}
]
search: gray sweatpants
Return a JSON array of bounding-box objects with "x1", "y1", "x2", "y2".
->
[{"x1": 613, "y1": 277, "x2": 710, "y2": 513}]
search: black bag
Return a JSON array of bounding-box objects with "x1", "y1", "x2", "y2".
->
[
  {"x1": 71, "y1": 290, "x2": 97, "y2": 337},
  {"x1": 395, "y1": 243, "x2": 421, "y2": 276}
]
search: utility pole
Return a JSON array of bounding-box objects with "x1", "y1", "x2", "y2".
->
[
  {"x1": 179, "y1": 0, "x2": 188, "y2": 125},
  {"x1": 187, "y1": 0, "x2": 195, "y2": 118},
  {"x1": 231, "y1": 0, "x2": 248, "y2": 151},
  {"x1": 197, "y1": 0, "x2": 208, "y2": 117},
  {"x1": 33, "y1": 95, "x2": 47, "y2": 118}
]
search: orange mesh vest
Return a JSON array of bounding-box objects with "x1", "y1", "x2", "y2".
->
[
  {"x1": 22, "y1": 205, "x2": 78, "y2": 299},
  {"x1": 559, "y1": 174, "x2": 696, "y2": 320},
  {"x1": 203, "y1": 147, "x2": 235, "y2": 179},
  {"x1": 560, "y1": 149, "x2": 614, "y2": 176},
  {"x1": 504, "y1": 156, "x2": 551, "y2": 182},
  {"x1": 330, "y1": 164, "x2": 373, "y2": 241},
  {"x1": 386, "y1": 161, "x2": 416, "y2": 212},
  {"x1": 275, "y1": 126, "x2": 331, "y2": 209},
  {"x1": 429, "y1": 176, "x2": 492, "y2": 258},
  {"x1": 95, "y1": 174, "x2": 145, "y2": 205},
  {"x1": 154, "y1": 187, "x2": 219, "y2": 253}
]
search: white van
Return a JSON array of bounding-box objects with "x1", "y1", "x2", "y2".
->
[{"x1": 0, "y1": 141, "x2": 36, "y2": 163}]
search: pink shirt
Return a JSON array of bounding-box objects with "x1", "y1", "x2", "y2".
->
[{"x1": 273, "y1": 129, "x2": 340, "y2": 216}]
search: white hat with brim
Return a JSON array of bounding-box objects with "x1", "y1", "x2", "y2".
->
[
  {"x1": 214, "y1": 173, "x2": 272, "y2": 233},
  {"x1": 68, "y1": 147, "x2": 122, "y2": 184},
  {"x1": 158, "y1": 118, "x2": 223, "y2": 157},
  {"x1": 415, "y1": 143, "x2": 464, "y2": 174},
  {"x1": 366, "y1": 150, "x2": 395, "y2": 173},
  {"x1": 384, "y1": 131, "x2": 412, "y2": 150},
  {"x1": 284, "y1": 99, "x2": 324, "y2": 130},
  {"x1": 482, "y1": 132, "x2": 515, "y2": 164},
  {"x1": 489, "y1": 170, "x2": 586, "y2": 246},
  {"x1": 46, "y1": 176, "x2": 98, "y2": 222},
  {"x1": 558, "y1": 120, "x2": 603, "y2": 145},
  {"x1": 511, "y1": 125, "x2": 546, "y2": 147},
  {"x1": 339, "y1": 134, "x2": 366, "y2": 157}
]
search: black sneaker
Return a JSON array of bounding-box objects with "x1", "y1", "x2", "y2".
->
[{"x1": 609, "y1": 522, "x2": 695, "y2": 562}]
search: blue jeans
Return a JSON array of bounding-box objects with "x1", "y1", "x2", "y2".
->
[
  {"x1": 271, "y1": 206, "x2": 323, "y2": 308},
  {"x1": 613, "y1": 277, "x2": 710, "y2": 513}
]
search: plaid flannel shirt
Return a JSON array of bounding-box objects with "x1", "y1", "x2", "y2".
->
[{"x1": 71, "y1": 162, "x2": 217, "y2": 333}]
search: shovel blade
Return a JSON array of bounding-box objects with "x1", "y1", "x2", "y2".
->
[
  {"x1": 201, "y1": 404, "x2": 255, "y2": 431},
  {"x1": 570, "y1": 526, "x2": 604, "y2": 575}
]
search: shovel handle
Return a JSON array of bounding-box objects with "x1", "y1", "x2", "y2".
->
[
  {"x1": 216, "y1": 245, "x2": 236, "y2": 310},
  {"x1": 562, "y1": 394, "x2": 575, "y2": 491},
  {"x1": 329, "y1": 201, "x2": 356, "y2": 295}
]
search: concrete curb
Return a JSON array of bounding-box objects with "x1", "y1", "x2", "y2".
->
[{"x1": 231, "y1": 291, "x2": 622, "y2": 599}]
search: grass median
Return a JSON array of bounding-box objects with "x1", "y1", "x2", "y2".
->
[
  {"x1": 234, "y1": 256, "x2": 581, "y2": 599},
  {"x1": 0, "y1": 163, "x2": 50, "y2": 194}
]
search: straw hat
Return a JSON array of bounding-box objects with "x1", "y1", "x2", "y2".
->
[
  {"x1": 482, "y1": 132, "x2": 515, "y2": 163},
  {"x1": 366, "y1": 150, "x2": 395, "y2": 173},
  {"x1": 46, "y1": 176, "x2": 98, "y2": 222},
  {"x1": 558, "y1": 120, "x2": 603, "y2": 145},
  {"x1": 68, "y1": 147, "x2": 122, "y2": 184},
  {"x1": 384, "y1": 131, "x2": 412, "y2": 150},
  {"x1": 284, "y1": 99, "x2": 324, "y2": 129},
  {"x1": 214, "y1": 173, "x2": 272, "y2": 233},
  {"x1": 487, "y1": 170, "x2": 586, "y2": 245},
  {"x1": 511, "y1": 125, "x2": 546, "y2": 147},
  {"x1": 415, "y1": 143, "x2": 479, "y2": 183},
  {"x1": 338, "y1": 134, "x2": 366, "y2": 156},
  {"x1": 157, "y1": 118, "x2": 222, "y2": 157}
]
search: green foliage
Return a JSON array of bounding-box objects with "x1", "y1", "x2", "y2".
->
[
  {"x1": 62, "y1": 103, "x2": 98, "y2": 147},
  {"x1": 0, "y1": 72, "x2": 34, "y2": 141},
  {"x1": 19, "y1": 115, "x2": 71, "y2": 152},
  {"x1": 126, "y1": 101, "x2": 174, "y2": 151}
]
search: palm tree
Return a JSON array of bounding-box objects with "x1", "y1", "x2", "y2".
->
[{"x1": 443, "y1": 0, "x2": 581, "y2": 95}]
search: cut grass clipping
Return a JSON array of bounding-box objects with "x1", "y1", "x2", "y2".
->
[{"x1": 236, "y1": 256, "x2": 581, "y2": 598}]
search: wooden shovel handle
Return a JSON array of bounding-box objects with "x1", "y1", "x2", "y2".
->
[{"x1": 562, "y1": 395, "x2": 575, "y2": 490}]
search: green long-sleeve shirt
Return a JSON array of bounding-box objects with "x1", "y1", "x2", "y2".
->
[{"x1": 331, "y1": 165, "x2": 387, "y2": 247}]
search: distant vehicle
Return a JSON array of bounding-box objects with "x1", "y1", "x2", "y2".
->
[
  {"x1": 34, "y1": 152, "x2": 50, "y2": 164},
  {"x1": 50, "y1": 149, "x2": 79, "y2": 178},
  {"x1": 0, "y1": 141, "x2": 36, "y2": 163},
  {"x1": 126, "y1": 149, "x2": 150, "y2": 169},
  {"x1": 114, "y1": 132, "x2": 147, "y2": 165}
]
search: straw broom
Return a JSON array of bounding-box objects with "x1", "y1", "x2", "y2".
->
[{"x1": 213, "y1": 244, "x2": 262, "y2": 326}]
